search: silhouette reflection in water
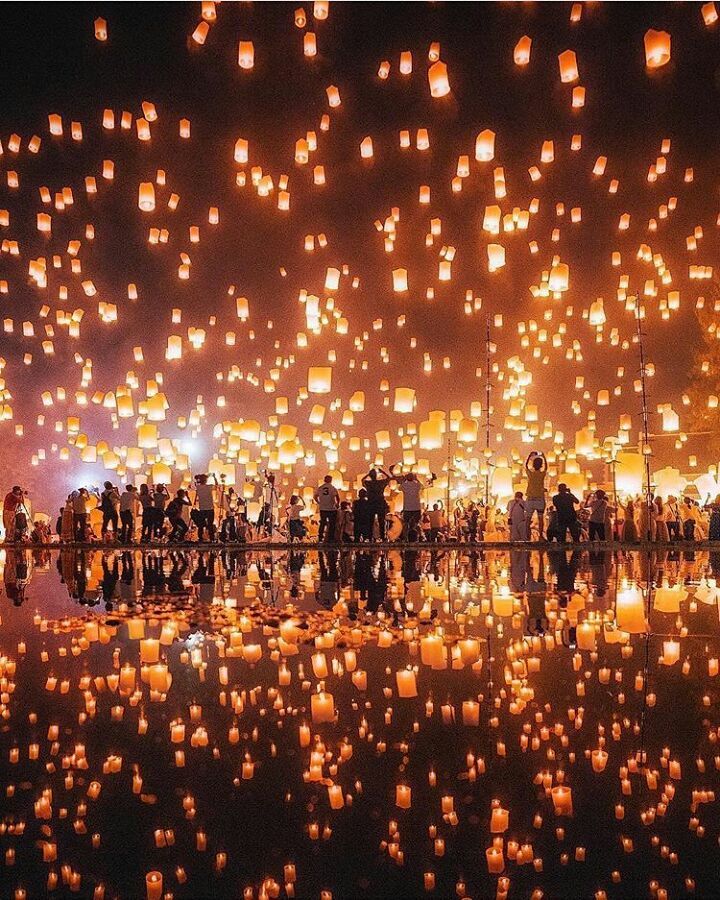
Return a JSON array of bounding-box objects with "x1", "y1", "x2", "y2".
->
[{"x1": 0, "y1": 546, "x2": 719, "y2": 899}]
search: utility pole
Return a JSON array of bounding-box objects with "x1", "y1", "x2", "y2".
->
[
  {"x1": 635, "y1": 304, "x2": 654, "y2": 540},
  {"x1": 484, "y1": 314, "x2": 492, "y2": 507},
  {"x1": 445, "y1": 408, "x2": 453, "y2": 516}
]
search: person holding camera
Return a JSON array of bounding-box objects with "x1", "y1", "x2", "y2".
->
[
  {"x1": 3, "y1": 486, "x2": 25, "y2": 543},
  {"x1": 286, "y1": 494, "x2": 306, "y2": 542},
  {"x1": 256, "y1": 471, "x2": 278, "y2": 539},
  {"x1": 119, "y1": 485, "x2": 139, "y2": 543},
  {"x1": 100, "y1": 481, "x2": 121, "y2": 540},
  {"x1": 193, "y1": 474, "x2": 217, "y2": 542}
]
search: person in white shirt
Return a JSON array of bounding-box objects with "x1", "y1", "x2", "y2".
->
[
  {"x1": 314, "y1": 475, "x2": 339, "y2": 543},
  {"x1": 285, "y1": 495, "x2": 306, "y2": 542},
  {"x1": 507, "y1": 491, "x2": 528, "y2": 542},
  {"x1": 256, "y1": 471, "x2": 279, "y2": 538},
  {"x1": 193, "y1": 474, "x2": 217, "y2": 542},
  {"x1": 663, "y1": 495, "x2": 681, "y2": 541},
  {"x1": 391, "y1": 468, "x2": 431, "y2": 541},
  {"x1": 119, "y1": 485, "x2": 139, "y2": 543}
]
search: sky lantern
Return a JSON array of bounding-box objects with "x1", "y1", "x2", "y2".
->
[
  {"x1": 428, "y1": 60, "x2": 450, "y2": 97},
  {"x1": 644, "y1": 29, "x2": 671, "y2": 68},
  {"x1": 514, "y1": 35, "x2": 532, "y2": 65},
  {"x1": 313, "y1": 0, "x2": 329, "y2": 20},
  {"x1": 457, "y1": 417, "x2": 478, "y2": 444},
  {"x1": 487, "y1": 244, "x2": 506, "y2": 272},
  {"x1": 94, "y1": 17, "x2": 108, "y2": 41},
  {"x1": 589, "y1": 299, "x2": 606, "y2": 326},
  {"x1": 392, "y1": 268, "x2": 408, "y2": 292},
  {"x1": 137, "y1": 423, "x2": 158, "y2": 449},
  {"x1": 393, "y1": 387, "x2": 416, "y2": 413},
  {"x1": 308, "y1": 366, "x2": 332, "y2": 394},
  {"x1": 491, "y1": 465, "x2": 513, "y2": 500},
  {"x1": 400, "y1": 50, "x2": 413, "y2": 74},
  {"x1": 138, "y1": 183, "x2": 155, "y2": 212},
  {"x1": 4, "y1": 3, "x2": 720, "y2": 533},
  {"x1": 558, "y1": 49, "x2": 579, "y2": 83},
  {"x1": 360, "y1": 136, "x2": 374, "y2": 159},
  {"x1": 325, "y1": 267, "x2": 340, "y2": 292},
  {"x1": 419, "y1": 419, "x2": 443, "y2": 450},
  {"x1": 653, "y1": 465, "x2": 685, "y2": 497},
  {"x1": 238, "y1": 40, "x2": 255, "y2": 69},
  {"x1": 615, "y1": 452, "x2": 643, "y2": 495},
  {"x1": 702, "y1": 2, "x2": 718, "y2": 25},
  {"x1": 303, "y1": 32, "x2": 317, "y2": 57},
  {"x1": 548, "y1": 263, "x2": 569, "y2": 292},
  {"x1": 616, "y1": 586, "x2": 648, "y2": 633},
  {"x1": 475, "y1": 129, "x2": 495, "y2": 162},
  {"x1": 192, "y1": 21, "x2": 210, "y2": 44}
]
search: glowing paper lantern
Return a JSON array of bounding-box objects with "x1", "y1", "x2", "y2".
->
[
  {"x1": 654, "y1": 585, "x2": 686, "y2": 613},
  {"x1": 138, "y1": 423, "x2": 158, "y2": 449},
  {"x1": 393, "y1": 387, "x2": 416, "y2": 413},
  {"x1": 615, "y1": 452, "x2": 643, "y2": 496},
  {"x1": 551, "y1": 786, "x2": 573, "y2": 816},
  {"x1": 428, "y1": 60, "x2": 450, "y2": 97},
  {"x1": 491, "y1": 466, "x2": 513, "y2": 500},
  {"x1": 653, "y1": 466, "x2": 685, "y2": 498},
  {"x1": 644, "y1": 29, "x2": 671, "y2": 69},
  {"x1": 514, "y1": 35, "x2": 532, "y2": 66},
  {"x1": 311, "y1": 691, "x2": 335, "y2": 723},
  {"x1": 558, "y1": 49, "x2": 579, "y2": 83},
  {"x1": 238, "y1": 40, "x2": 255, "y2": 69},
  {"x1": 419, "y1": 419, "x2": 443, "y2": 451},
  {"x1": 138, "y1": 183, "x2": 155, "y2": 212},
  {"x1": 308, "y1": 366, "x2": 332, "y2": 394},
  {"x1": 589, "y1": 299, "x2": 606, "y2": 326},
  {"x1": 475, "y1": 129, "x2": 496, "y2": 162},
  {"x1": 548, "y1": 263, "x2": 569, "y2": 293},
  {"x1": 458, "y1": 418, "x2": 478, "y2": 444},
  {"x1": 575, "y1": 428, "x2": 594, "y2": 455},
  {"x1": 702, "y1": 2, "x2": 718, "y2": 25},
  {"x1": 392, "y1": 268, "x2": 408, "y2": 292},
  {"x1": 487, "y1": 244, "x2": 506, "y2": 272},
  {"x1": 616, "y1": 586, "x2": 648, "y2": 634},
  {"x1": 349, "y1": 391, "x2": 365, "y2": 412}
]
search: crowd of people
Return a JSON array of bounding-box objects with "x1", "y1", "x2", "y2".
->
[{"x1": 3, "y1": 453, "x2": 720, "y2": 546}]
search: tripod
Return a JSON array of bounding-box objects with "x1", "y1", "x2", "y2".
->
[{"x1": 257, "y1": 476, "x2": 287, "y2": 541}]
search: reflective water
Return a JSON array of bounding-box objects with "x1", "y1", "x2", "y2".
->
[{"x1": 1, "y1": 547, "x2": 719, "y2": 899}]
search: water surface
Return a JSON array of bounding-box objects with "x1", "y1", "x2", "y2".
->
[{"x1": 0, "y1": 546, "x2": 718, "y2": 899}]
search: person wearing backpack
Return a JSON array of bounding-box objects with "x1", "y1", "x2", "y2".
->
[
  {"x1": 100, "y1": 482, "x2": 120, "y2": 540},
  {"x1": 585, "y1": 489, "x2": 609, "y2": 541},
  {"x1": 167, "y1": 490, "x2": 190, "y2": 542}
]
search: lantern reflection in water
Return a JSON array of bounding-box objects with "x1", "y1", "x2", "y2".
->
[{"x1": 0, "y1": 546, "x2": 718, "y2": 898}]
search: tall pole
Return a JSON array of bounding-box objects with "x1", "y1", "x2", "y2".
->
[
  {"x1": 445, "y1": 407, "x2": 452, "y2": 517},
  {"x1": 484, "y1": 314, "x2": 492, "y2": 507},
  {"x1": 635, "y1": 305, "x2": 654, "y2": 541}
]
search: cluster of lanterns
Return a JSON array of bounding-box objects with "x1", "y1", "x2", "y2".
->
[{"x1": 2, "y1": 3, "x2": 720, "y2": 517}]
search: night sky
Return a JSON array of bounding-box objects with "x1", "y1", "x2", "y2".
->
[{"x1": 2, "y1": 2, "x2": 720, "y2": 511}]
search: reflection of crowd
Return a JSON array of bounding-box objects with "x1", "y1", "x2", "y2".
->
[{"x1": 6, "y1": 545, "x2": 720, "y2": 635}]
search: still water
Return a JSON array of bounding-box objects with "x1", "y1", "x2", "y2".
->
[{"x1": 1, "y1": 546, "x2": 719, "y2": 899}]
